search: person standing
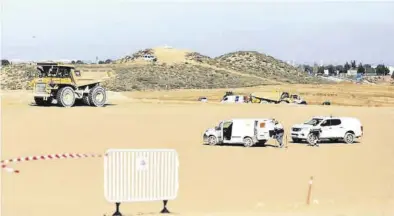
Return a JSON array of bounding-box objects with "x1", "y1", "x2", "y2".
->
[{"x1": 273, "y1": 119, "x2": 285, "y2": 148}]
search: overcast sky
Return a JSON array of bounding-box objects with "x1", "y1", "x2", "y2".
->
[{"x1": 1, "y1": 0, "x2": 394, "y2": 65}]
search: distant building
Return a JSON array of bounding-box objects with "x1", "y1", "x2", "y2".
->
[
  {"x1": 365, "y1": 67, "x2": 376, "y2": 76},
  {"x1": 347, "y1": 69, "x2": 358, "y2": 76},
  {"x1": 324, "y1": 69, "x2": 329, "y2": 76},
  {"x1": 388, "y1": 66, "x2": 394, "y2": 75}
]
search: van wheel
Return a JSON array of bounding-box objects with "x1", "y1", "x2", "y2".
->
[
  {"x1": 208, "y1": 136, "x2": 218, "y2": 146},
  {"x1": 243, "y1": 137, "x2": 254, "y2": 147},
  {"x1": 344, "y1": 132, "x2": 355, "y2": 144}
]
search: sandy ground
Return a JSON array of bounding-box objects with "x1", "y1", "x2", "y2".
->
[{"x1": 2, "y1": 88, "x2": 394, "y2": 216}]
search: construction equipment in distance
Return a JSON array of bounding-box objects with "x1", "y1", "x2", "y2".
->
[
  {"x1": 29, "y1": 62, "x2": 114, "y2": 107},
  {"x1": 249, "y1": 91, "x2": 307, "y2": 105}
]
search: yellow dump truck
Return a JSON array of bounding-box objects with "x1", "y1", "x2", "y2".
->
[
  {"x1": 249, "y1": 91, "x2": 307, "y2": 104},
  {"x1": 29, "y1": 62, "x2": 114, "y2": 107}
]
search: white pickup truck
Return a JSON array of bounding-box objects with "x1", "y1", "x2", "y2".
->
[
  {"x1": 203, "y1": 118, "x2": 277, "y2": 147},
  {"x1": 290, "y1": 116, "x2": 363, "y2": 144}
]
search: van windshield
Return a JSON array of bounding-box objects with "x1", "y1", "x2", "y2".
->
[
  {"x1": 215, "y1": 122, "x2": 223, "y2": 130},
  {"x1": 304, "y1": 118, "x2": 323, "y2": 126}
]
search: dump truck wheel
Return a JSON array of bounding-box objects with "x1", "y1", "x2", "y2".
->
[
  {"x1": 56, "y1": 87, "x2": 76, "y2": 107},
  {"x1": 82, "y1": 96, "x2": 90, "y2": 106},
  {"x1": 88, "y1": 86, "x2": 106, "y2": 107},
  {"x1": 34, "y1": 97, "x2": 52, "y2": 106}
]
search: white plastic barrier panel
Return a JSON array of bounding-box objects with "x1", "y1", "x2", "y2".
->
[{"x1": 104, "y1": 149, "x2": 179, "y2": 203}]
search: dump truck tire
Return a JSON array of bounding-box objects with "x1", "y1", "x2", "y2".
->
[
  {"x1": 56, "y1": 87, "x2": 76, "y2": 107},
  {"x1": 88, "y1": 86, "x2": 106, "y2": 107},
  {"x1": 34, "y1": 97, "x2": 52, "y2": 106},
  {"x1": 82, "y1": 96, "x2": 90, "y2": 106}
]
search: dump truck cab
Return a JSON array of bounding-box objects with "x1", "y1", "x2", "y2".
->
[{"x1": 31, "y1": 62, "x2": 110, "y2": 107}]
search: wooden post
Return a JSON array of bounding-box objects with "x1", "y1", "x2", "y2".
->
[{"x1": 306, "y1": 176, "x2": 313, "y2": 205}]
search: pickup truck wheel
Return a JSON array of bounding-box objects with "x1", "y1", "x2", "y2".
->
[
  {"x1": 56, "y1": 87, "x2": 75, "y2": 107},
  {"x1": 243, "y1": 137, "x2": 254, "y2": 147},
  {"x1": 344, "y1": 132, "x2": 355, "y2": 144},
  {"x1": 307, "y1": 133, "x2": 318, "y2": 145},
  {"x1": 208, "y1": 135, "x2": 218, "y2": 146},
  {"x1": 88, "y1": 86, "x2": 106, "y2": 107}
]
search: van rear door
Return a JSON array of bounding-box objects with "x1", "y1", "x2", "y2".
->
[{"x1": 255, "y1": 120, "x2": 271, "y2": 140}]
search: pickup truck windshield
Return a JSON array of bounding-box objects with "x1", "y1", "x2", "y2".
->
[{"x1": 304, "y1": 118, "x2": 323, "y2": 126}]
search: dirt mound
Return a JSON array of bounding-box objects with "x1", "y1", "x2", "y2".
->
[
  {"x1": 102, "y1": 64, "x2": 267, "y2": 91},
  {"x1": 210, "y1": 51, "x2": 323, "y2": 84},
  {"x1": 0, "y1": 65, "x2": 36, "y2": 90},
  {"x1": 1, "y1": 48, "x2": 331, "y2": 91}
]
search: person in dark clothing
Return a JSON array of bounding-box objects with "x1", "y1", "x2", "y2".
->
[
  {"x1": 273, "y1": 119, "x2": 285, "y2": 148},
  {"x1": 307, "y1": 128, "x2": 321, "y2": 147}
]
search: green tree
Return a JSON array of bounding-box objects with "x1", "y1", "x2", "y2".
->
[
  {"x1": 344, "y1": 62, "x2": 350, "y2": 73},
  {"x1": 98, "y1": 60, "x2": 105, "y2": 64},
  {"x1": 105, "y1": 59, "x2": 112, "y2": 64},
  {"x1": 76, "y1": 60, "x2": 84, "y2": 64},
  {"x1": 313, "y1": 63, "x2": 319, "y2": 74},
  {"x1": 71, "y1": 60, "x2": 76, "y2": 64},
  {"x1": 376, "y1": 64, "x2": 390, "y2": 75},
  {"x1": 357, "y1": 63, "x2": 365, "y2": 74},
  {"x1": 317, "y1": 66, "x2": 324, "y2": 75},
  {"x1": 351, "y1": 60, "x2": 357, "y2": 69},
  {"x1": 335, "y1": 65, "x2": 344, "y2": 73},
  {"x1": 326, "y1": 64, "x2": 335, "y2": 75},
  {"x1": 1, "y1": 59, "x2": 10, "y2": 66}
]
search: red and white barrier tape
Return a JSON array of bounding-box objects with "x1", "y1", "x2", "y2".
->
[
  {"x1": 1, "y1": 153, "x2": 104, "y2": 173},
  {"x1": 1, "y1": 164, "x2": 19, "y2": 173}
]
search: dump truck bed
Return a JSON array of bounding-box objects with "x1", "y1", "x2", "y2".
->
[{"x1": 74, "y1": 68, "x2": 115, "y2": 87}]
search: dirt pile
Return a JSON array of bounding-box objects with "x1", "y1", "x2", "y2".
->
[
  {"x1": 1, "y1": 48, "x2": 331, "y2": 91},
  {"x1": 0, "y1": 65, "x2": 36, "y2": 90},
  {"x1": 102, "y1": 64, "x2": 265, "y2": 91}
]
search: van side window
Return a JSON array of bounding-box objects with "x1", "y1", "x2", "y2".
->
[
  {"x1": 331, "y1": 119, "x2": 341, "y2": 126},
  {"x1": 235, "y1": 96, "x2": 239, "y2": 102}
]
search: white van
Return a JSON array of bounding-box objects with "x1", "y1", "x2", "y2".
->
[
  {"x1": 203, "y1": 118, "x2": 276, "y2": 147},
  {"x1": 290, "y1": 116, "x2": 363, "y2": 144},
  {"x1": 221, "y1": 95, "x2": 246, "y2": 103}
]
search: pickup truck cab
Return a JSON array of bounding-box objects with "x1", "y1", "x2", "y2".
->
[
  {"x1": 290, "y1": 116, "x2": 363, "y2": 144},
  {"x1": 203, "y1": 118, "x2": 276, "y2": 147}
]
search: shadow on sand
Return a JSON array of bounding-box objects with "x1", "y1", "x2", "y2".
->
[{"x1": 28, "y1": 101, "x2": 117, "y2": 108}]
